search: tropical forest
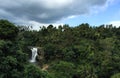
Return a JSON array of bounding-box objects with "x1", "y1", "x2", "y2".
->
[{"x1": 0, "y1": 19, "x2": 120, "y2": 78}]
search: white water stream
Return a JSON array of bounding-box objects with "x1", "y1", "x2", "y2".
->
[{"x1": 30, "y1": 48, "x2": 38, "y2": 63}]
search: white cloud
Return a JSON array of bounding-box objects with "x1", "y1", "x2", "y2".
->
[
  {"x1": 40, "y1": 0, "x2": 74, "y2": 9},
  {"x1": 108, "y1": 21, "x2": 120, "y2": 27},
  {"x1": 0, "y1": 0, "x2": 115, "y2": 26},
  {"x1": 16, "y1": 20, "x2": 63, "y2": 30},
  {"x1": 67, "y1": 15, "x2": 77, "y2": 19}
]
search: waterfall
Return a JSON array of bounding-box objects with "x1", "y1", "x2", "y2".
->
[{"x1": 30, "y1": 47, "x2": 38, "y2": 63}]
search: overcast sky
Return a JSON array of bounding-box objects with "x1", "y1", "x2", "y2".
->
[{"x1": 0, "y1": 0, "x2": 120, "y2": 30}]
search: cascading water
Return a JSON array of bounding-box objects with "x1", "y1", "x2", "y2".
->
[{"x1": 30, "y1": 47, "x2": 38, "y2": 63}]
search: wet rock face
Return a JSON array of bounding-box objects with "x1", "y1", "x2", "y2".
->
[
  {"x1": 28, "y1": 46, "x2": 44, "y2": 65},
  {"x1": 37, "y1": 47, "x2": 44, "y2": 56},
  {"x1": 36, "y1": 47, "x2": 44, "y2": 67},
  {"x1": 37, "y1": 47, "x2": 44, "y2": 60}
]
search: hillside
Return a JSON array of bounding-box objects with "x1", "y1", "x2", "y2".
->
[{"x1": 0, "y1": 19, "x2": 120, "y2": 78}]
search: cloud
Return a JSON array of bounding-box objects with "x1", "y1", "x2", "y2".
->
[
  {"x1": 0, "y1": 0, "x2": 114, "y2": 26},
  {"x1": 16, "y1": 20, "x2": 63, "y2": 30},
  {"x1": 108, "y1": 21, "x2": 120, "y2": 27}
]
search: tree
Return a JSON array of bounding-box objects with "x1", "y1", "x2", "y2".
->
[
  {"x1": 111, "y1": 73, "x2": 120, "y2": 78},
  {"x1": 49, "y1": 61, "x2": 75, "y2": 78},
  {"x1": 24, "y1": 64, "x2": 50, "y2": 78},
  {"x1": 0, "y1": 20, "x2": 28, "y2": 78},
  {"x1": 0, "y1": 19, "x2": 19, "y2": 40}
]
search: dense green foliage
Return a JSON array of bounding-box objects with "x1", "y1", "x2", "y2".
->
[
  {"x1": 0, "y1": 20, "x2": 49, "y2": 78},
  {"x1": 0, "y1": 19, "x2": 120, "y2": 78},
  {"x1": 111, "y1": 73, "x2": 120, "y2": 78},
  {"x1": 0, "y1": 20, "x2": 18, "y2": 40}
]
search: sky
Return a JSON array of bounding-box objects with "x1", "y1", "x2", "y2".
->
[{"x1": 0, "y1": 0, "x2": 120, "y2": 30}]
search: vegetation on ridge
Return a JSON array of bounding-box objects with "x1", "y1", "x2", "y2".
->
[{"x1": 0, "y1": 19, "x2": 120, "y2": 78}]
